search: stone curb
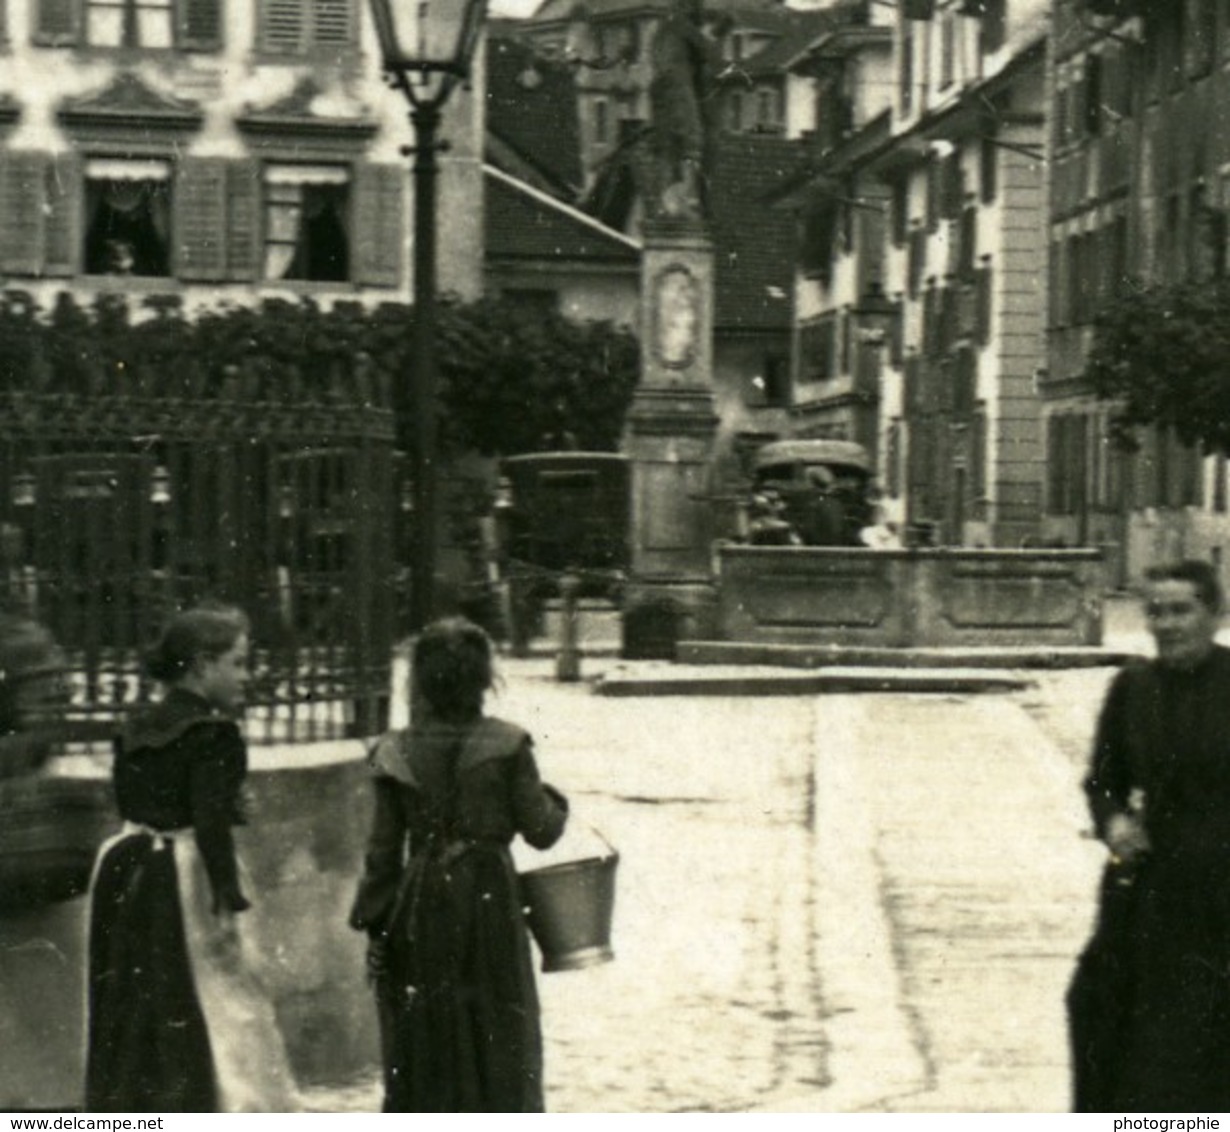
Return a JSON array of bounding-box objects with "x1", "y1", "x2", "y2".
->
[
  {"x1": 676, "y1": 641, "x2": 1140, "y2": 670},
  {"x1": 592, "y1": 666, "x2": 1036, "y2": 697}
]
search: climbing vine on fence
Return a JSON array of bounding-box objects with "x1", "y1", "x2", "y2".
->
[{"x1": 0, "y1": 291, "x2": 640, "y2": 455}]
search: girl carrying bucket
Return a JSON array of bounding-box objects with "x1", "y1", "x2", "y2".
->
[{"x1": 350, "y1": 616, "x2": 569, "y2": 1112}]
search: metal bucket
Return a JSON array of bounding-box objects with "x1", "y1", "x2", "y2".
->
[{"x1": 520, "y1": 849, "x2": 618, "y2": 973}]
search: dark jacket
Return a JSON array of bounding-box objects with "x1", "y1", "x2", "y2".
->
[{"x1": 114, "y1": 688, "x2": 249, "y2": 912}]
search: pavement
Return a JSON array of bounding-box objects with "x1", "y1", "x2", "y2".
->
[
  {"x1": 496, "y1": 656, "x2": 1114, "y2": 1111},
  {"x1": 521, "y1": 592, "x2": 1173, "y2": 1111}
]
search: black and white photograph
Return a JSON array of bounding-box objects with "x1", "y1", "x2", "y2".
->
[{"x1": 1, "y1": 0, "x2": 1229, "y2": 1116}]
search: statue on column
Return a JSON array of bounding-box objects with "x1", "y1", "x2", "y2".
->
[{"x1": 647, "y1": 0, "x2": 723, "y2": 222}]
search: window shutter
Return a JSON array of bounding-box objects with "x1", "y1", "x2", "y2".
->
[
  {"x1": 0, "y1": 152, "x2": 48, "y2": 276},
  {"x1": 1046, "y1": 415, "x2": 1064, "y2": 513},
  {"x1": 952, "y1": 347, "x2": 976, "y2": 416},
  {"x1": 313, "y1": 0, "x2": 352, "y2": 45},
  {"x1": 1084, "y1": 54, "x2": 1102, "y2": 137},
  {"x1": 43, "y1": 153, "x2": 81, "y2": 277},
  {"x1": 978, "y1": 0, "x2": 1004, "y2": 54},
  {"x1": 226, "y1": 160, "x2": 260, "y2": 282},
  {"x1": 175, "y1": 158, "x2": 228, "y2": 282},
  {"x1": 922, "y1": 285, "x2": 937, "y2": 357},
  {"x1": 260, "y1": 0, "x2": 305, "y2": 52},
  {"x1": 926, "y1": 159, "x2": 941, "y2": 232},
  {"x1": 970, "y1": 407, "x2": 986, "y2": 502},
  {"x1": 891, "y1": 177, "x2": 908, "y2": 248},
  {"x1": 979, "y1": 136, "x2": 997, "y2": 204},
  {"x1": 907, "y1": 226, "x2": 925, "y2": 298},
  {"x1": 34, "y1": 0, "x2": 79, "y2": 42},
  {"x1": 975, "y1": 262, "x2": 992, "y2": 345},
  {"x1": 179, "y1": 0, "x2": 222, "y2": 49},
  {"x1": 353, "y1": 164, "x2": 405, "y2": 288}
]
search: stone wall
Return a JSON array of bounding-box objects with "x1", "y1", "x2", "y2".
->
[
  {"x1": 0, "y1": 741, "x2": 378, "y2": 1110},
  {"x1": 715, "y1": 546, "x2": 1103, "y2": 648}
]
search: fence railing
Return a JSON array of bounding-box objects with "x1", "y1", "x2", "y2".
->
[{"x1": 0, "y1": 379, "x2": 401, "y2": 745}]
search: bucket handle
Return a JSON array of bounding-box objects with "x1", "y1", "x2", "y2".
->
[{"x1": 585, "y1": 823, "x2": 618, "y2": 861}]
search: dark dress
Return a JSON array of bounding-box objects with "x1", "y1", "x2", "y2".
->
[
  {"x1": 350, "y1": 714, "x2": 568, "y2": 1112},
  {"x1": 85, "y1": 688, "x2": 250, "y2": 1112},
  {"x1": 1068, "y1": 645, "x2": 1230, "y2": 1112}
]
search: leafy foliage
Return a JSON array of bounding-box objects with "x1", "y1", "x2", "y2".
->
[
  {"x1": 436, "y1": 296, "x2": 639, "y2": 455},
  {"x1": 0, "y1": 291, "x2": 639, "y2": 456},
  {"x1": 1086, "y1": 280, "x2": 1230, "y2": 455}
]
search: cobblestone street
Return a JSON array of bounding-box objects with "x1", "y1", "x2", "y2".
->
[{"x1": 307, "y1": 657, "x2": 1128, "y2": 1113}]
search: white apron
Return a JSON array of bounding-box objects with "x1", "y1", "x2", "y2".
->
[{"x1": 88, "y1": 824, "x2": 301, "y2": 1112}]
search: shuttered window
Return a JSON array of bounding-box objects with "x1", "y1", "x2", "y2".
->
[
  {"x1": 44, "y1": 156, "x2": 81, "y2": 277},
  {"x1": 352, "y1": 163, "x2": 405, "y2": 288},
  {"x1": 176, "y1": 158, "x2": 228, "y2": 281},
  {"x1": 907, "y1": 225, "x2": 926, "y2": 298},
  {"x1": 890, "y1": 177, "x2": 908, "y2": 248},
  {"x1": 799, "y1": 319, "x2": 836, "y2": 384},
  {"x1": 0, "y1": 152, "x2": 82, "y2": 277},
  {"x1": 35, "y1": 0, "x2": 78, "y2": 40},
  {"x1": 259, "y1": 0, "x2": 354, "y2": 53},
  {"x1": 975, "y1": 262, "x2": 992, "y2": 345},
  {"x1": 0, "y1": 153, "x2": 50, "y2": 276},
  {"x1": 800, "y1": 200, "x2": 838, "y2": 282},
  {"x1": 970, "y1": 407, "x2": 987, "y2": 505},
  {"x1": 952, "y1": 347, "x2": 977, "y2": 417},
  {"x1": 978, "y1": 0, "x2": 1005, "y2": 55},
  {"x1": 169, "y1": 159, "x2": 262, "y2": 281},
  {"x1": 35, "y1": 0, "x2": 219, "y2": 46}
]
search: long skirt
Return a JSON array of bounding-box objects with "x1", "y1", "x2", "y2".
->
[
  {"x1": 85, "y1": 826, "x2": 299, "y2": 1112},
  {"x1": 1068, "y1": 852, "x2": 1230, "y2": 1112},
  {"x1": 376, "y1": 844, "x2": 545, "y2": 1112}
]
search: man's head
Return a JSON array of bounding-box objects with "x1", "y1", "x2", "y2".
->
[{"x1": 1143, "y1": 559, "x2": 1223, "y2": 667}]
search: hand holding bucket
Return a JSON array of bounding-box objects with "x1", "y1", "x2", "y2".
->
[{"x1": 517, "y1": 824, "x2": 618, "y2": 973}]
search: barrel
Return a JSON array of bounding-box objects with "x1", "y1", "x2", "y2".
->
[{"x1": 520, "y1": 851, "x2": 618, "y2": 973}]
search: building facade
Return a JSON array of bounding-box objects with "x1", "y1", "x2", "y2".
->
[
  {"x1": 782, "y1": 0, "x2": 1049, "y2": 548},
  {"x1": 0, "y1": 0, "x2": 484, "y2": 315},
  {"x1": 1042, "y1": 0, "x2": 1230, "y2": 588},
  {"x1": 519, "y1": 0, "x2": 864, "y2": 189}
]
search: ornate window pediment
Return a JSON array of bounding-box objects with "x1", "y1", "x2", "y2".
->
[
  {"x1": 236, "y1": 77, "x2": 377, "y2": 152},
  {"x1": 57, "y1": 72, "x2": 204, "y2": 137}
]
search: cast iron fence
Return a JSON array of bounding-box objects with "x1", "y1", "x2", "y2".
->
[{"x1": 0, "y1": 359, "x2": 401, "y2": 745}]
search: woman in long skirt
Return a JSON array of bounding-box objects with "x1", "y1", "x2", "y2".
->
[
  {"x1": 85, "y1": 605, "x2": 297, "y2": 1112},
  {"x1": 351, "y1": 617, "x2": 569, "y2": 1112}
]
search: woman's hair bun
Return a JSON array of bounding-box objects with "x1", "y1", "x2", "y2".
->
[{"x1": 144, "y1": 605, "x2": 249, "y2": 685}]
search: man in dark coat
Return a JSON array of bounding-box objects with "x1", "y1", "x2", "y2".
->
[{"x1": 1068, "y1": 558, "x2": 1230, "y2": 1112}]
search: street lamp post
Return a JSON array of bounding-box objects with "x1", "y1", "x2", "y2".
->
[{"x1": 367, "y1": 0, "x2": 486, "y2": 632}]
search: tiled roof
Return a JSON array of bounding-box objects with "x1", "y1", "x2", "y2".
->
[
  {"x1": 707, "y1": 131, "x2": 808, "y2": 330},
  {"x1": 486, "y1": 32, "x2": 585, "y2": 197},
  {"x1": 529, "y1": 0, "x2": 812, "y2": 28},
  {"x1": 728, "y1": 7, "x2": 855, "y2": 76},
  {"x1": 485, "y1": 166, "x2": 641, "y2": 264}
]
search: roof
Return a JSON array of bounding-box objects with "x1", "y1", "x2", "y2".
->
[
  {"x1": 528, "y1": 0, "x2": 826, "y2": 29},
  {"x1": 721, "y1": 7, "x2": 855, "y2": 77},
  {"x1": 485, "y1": 165, "x2": 642, "y2": 264},
  {"x1": 583, "y1": 129, "x2": 807, "y2": 331},
  {"x1": 486, "y1": 31, "x2": 585, "y2": 197},
  {"x1": 753, "y1": 438, "x2": 871, "y2": 472},
  {"x1": 707, "y1": 132, "x2": 810, "y2": 331},
  {"x1": 764, "y1": 107, "x2": 892, "y2": 207}
]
